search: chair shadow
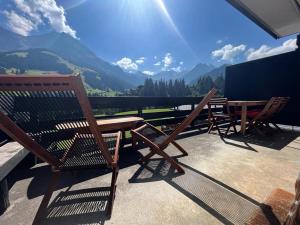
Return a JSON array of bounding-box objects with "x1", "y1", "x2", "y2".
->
[
  {"x1": 38, "y1": 187, "x2": 110, "y2": 225},
  {"x1": 221, "y1": 136, "x2": 258, "y2": 152},
  {"x1": 129, "y1": 159, "x2": 281, "y2": 225},
  {"x1": 225, "y1": 129, "x2": 299, "y2": 151},
  {"x1": 6, "y1": 149, "x2": 143, "y2": 199}
]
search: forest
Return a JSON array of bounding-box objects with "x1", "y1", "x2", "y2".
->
[{"x1": 123, "y1": 75, "x2": 224, "y2": 97}]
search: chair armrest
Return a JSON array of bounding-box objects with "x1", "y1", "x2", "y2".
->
[
  {"x1": 131, "y1": 128, "x2": 160, "y2": 150},
  {"x1": 112, "y1": 131, "x2": 122, "y2": 166}
]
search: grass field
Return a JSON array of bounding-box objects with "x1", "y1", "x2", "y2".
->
[{"x1": 116, "y1": 108, "x2": 172, "y2": 116}]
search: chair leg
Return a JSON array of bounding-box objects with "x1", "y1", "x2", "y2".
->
[
  {"x1": 225, "y1": 119, "x2": 238, "y2": 137},
  {"x1": 214, "y1": 121, "x2": 222, "y2": 137},
  {"x1": 233, "y1": 120, "x2": 238, "y2": 134},
  {"x1": 131, "y1": 135, "x2": 137, "y2": 150},
  {"x1": 107, "y1": 166, "x2": 119, "y2": 218},
  {"x1": 139, "y1": 150, "x2": 155, "y2": 164},
  {"x1": 171, "y1": 141, "x2": 188, "y2": 156},
  {"x1": 208, "y1": 122, "x2": 214, "y2": 133},
  {"x1": 225, "y1": 122, "x2": 231, "y2": 137},
  {"x1": 272, "y1": 122, "x2": 283, "y2": 132},
  {"x1": 32, "y1": 170, "x2": 60, "y2": 225}
]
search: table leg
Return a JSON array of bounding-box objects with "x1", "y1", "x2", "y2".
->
[
  {"x1": 121, "y1": 130, "x2": 125, "y2": 148},
  {"x1": 241, "y1": 105, "x2": 247, "y2": 135}
]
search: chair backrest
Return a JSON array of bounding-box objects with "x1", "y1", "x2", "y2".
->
[
  {"x1": 0, "y1": 75, "x2": 113, "y2": 168},
  {"x1": 207, "y1": 98, "x2": 229, "y2": 117},
  {"x1": 252, "y1": 97, "x2": 282, "y2": 122},
  {"x1": 284, "y1": 172, "x2": 300, "y2": 225},
  {"x1": 162, "y1": 88, "x2": 217, "y2": 145},
  {"x1": 277, "y1": 97, "x2": 290, "y2": 114}
]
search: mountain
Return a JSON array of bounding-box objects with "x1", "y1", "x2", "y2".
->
[
  {"x1": 191, "y1": 64, "x2": 229, "y2": 85},
  {"x1": 0, "y1": 48, "x2": 117, "y2": 90},
  {"x1": 184, "y1": 63, "x2": 215, "y2": 84},
  {"x1": 151, "y1": 70, "x2": 187, "y2": 81},
  {"x1": 0, "y1": 27, "x2": 137, "y2": 90},
  {"x1": 201, "y1": 64, "x2": 229, "y2": 80}
]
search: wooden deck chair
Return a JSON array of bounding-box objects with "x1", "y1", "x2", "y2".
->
[
  {"x1": 246, "y1": 97, "x2": 283, "y2": 135},
  {"x1": 207, "y1": 98, "x2": 238, "y2": 137},
  {"x1": 270, "y1": 97, "x2": 290, "y2": 132},
  {"x1": 131, "y1": 89, "x2": 217, "y2": 173},
  {"x1": 0, "y1": 75, "x2": 121, "y2": 224}
]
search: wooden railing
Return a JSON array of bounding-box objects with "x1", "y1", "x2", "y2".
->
[
  {"x1": 0, "y1": 96, "x2": 213, "y2": 145},
  {"x1": 90, "y1": 96, "x2": 207, "y2": 124}
]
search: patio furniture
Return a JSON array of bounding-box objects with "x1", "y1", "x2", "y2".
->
[
  {"x1": 246, "y1": 172, "x2": 300, "y2": 225},
  {"x1": 207, "y1": 98, "x2": 238, "y2": 137},
  {"x1": 228, "y1": 100, "x2": 268, "y2": 135},
  {"x1": 270, "y1": 97, "x2": 290, "y2": 132},
  {"x1": 0, "y1": 75, "x2": 121, "y2": 224},
  {"x1": 131, "y1": 88, "x2": 217, "y2": 173},
  {"x1": 56, "y1": 116, "x2": 144, "y2": 147},
  {"x1": 241, "y1": 97, "x2": 284, "y2": 136}
]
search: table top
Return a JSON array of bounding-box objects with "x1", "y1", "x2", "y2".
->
[
  {"x1": 56, "y1": 116, "x2": 144, "y2": 132},
  {"x1": 96, "y1": 116, "x2": 144, "y2": 125},
  {"x1": 228, "y1": 100, "x2": 268, "y2": 107}
]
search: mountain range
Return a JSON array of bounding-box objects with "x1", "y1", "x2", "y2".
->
[{"x1": 0, "y1": 27, "x2": 228, "y2": 90}]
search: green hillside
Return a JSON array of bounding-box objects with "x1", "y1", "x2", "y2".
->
[{"x1": 0, "y1": 49, "x2": 114, "y2": 91}]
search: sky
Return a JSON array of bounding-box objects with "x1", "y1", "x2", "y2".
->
[{"x1": 0, "y1": 0, "x2": 298, "y2": 75}]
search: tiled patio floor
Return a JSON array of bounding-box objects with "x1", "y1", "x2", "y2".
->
[{"x1": 1, "y1": 128, "x2": 300, "y2": 225}]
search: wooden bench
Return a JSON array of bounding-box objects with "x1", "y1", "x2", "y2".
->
[{"x1": 0, "y1": 142, "x2": 29, "y2": 214}]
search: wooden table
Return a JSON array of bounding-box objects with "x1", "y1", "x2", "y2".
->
[
  {"x1": 56, "y1": 116, "x2": 144, "y2": 145},
  {"x1": 95, "y1": 116, "x2": 144, "y2": 132},
  {"x1": 228, "y1": 100, "x2": 268, "y2": 135}
]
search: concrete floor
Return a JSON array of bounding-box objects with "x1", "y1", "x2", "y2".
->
[{"x1": 1, "y1": 129, "x2": 300, "y2": 225}]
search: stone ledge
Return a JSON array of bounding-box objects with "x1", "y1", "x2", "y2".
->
[{"x1": 0, "y1": 142, "x2": 29, "y2": 181}]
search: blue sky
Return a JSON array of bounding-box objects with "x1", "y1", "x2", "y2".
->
[{"x1": 0, "y1": 0, "x2": 297, "y2": 75}]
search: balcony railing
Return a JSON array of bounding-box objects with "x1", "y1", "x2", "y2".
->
[{"x1": 0, "y1": 96, "x2": 217, "y2": 146}]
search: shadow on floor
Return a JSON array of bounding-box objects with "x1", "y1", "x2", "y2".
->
[
  {"x1": 217, "y1": 129, "x2": 300, "y2": 152},
  {"x1": 38, "y1": 187, "x2": 110, "y2": 225},
  {"x1": 7, "y1": 149, "x2": 143, "y2": 199},
  {"x1": 129, "y1": 158, "x2": 281, "y2": 225}
]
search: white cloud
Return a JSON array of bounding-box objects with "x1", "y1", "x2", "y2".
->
[
  {"x1": 212, "y1": 44, "x2": 246, "y2": 62},
  {"x1": 154, "y1": 61, "x2": 161, "y2": 66},
  {"x1": 171, "y1": 66, "x2": 182, "y2": 73},
  {"x1": 3, "y1": 0, "x2": 77, "y2": 38},
  {"x1": 143, "y1": 70, "x2": 155, "y2": 76},
  {"x1": 216, "y1": 39, "x2": 223, "y2": 44},
  {"x1": 179, "y1": 61, "x2": 184, "y2": 65},
  {"x1": 115, "y1": 57, "x2": 138, "y2": 71},
  {"x1": 3, "y1": 10, "x2": 37, "y2": 36},
  {"x1": 135, "y1": 57, "x2": 145, "y2": 65},
  {"x1": 154, "y1": 56, "x2": 158, "y2": 60},
  {"x1": 246, "y1": 39, "x2": 297, "y2": 61},
  {"x1": 163, "y1": 52, "x2": 173, "y2": 68}
]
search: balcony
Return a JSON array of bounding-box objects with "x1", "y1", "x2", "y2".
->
[{"x1": 0, "y1": 94, "x2": 299, "y2": 225}]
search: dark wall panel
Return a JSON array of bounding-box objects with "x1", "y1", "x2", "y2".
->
[{"x1": 225, "y1": 49, "x2": 300, "y2": 126}]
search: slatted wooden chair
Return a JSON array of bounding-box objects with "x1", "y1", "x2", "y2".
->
[
  {"x1": 247, "y1": 172, "x2": 300, "y2": 225},
  {"x1": 247, "y1": 97, "x2": 285, "y2": 135},
  {"x1": 131, "y1": 89, "x2": 217, "y2": 173},
  {"x1": 207, "y1": 98, "x2": 238, "y2": 137},
  {"x1": 270, "y1": 97, "x2": 290, "y2": 132},
  {"x1": 0, "y1": 75, "x2": 121, "y2": 224},
  {"x1": 234, "y1": 97, "x2": 283, "y2": 135}
]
